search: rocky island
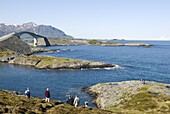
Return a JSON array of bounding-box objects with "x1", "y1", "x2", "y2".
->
[
  {"x1": 88, "y1": 40, "x2": 152, "y2": 47},
  {"x1": 8, "y1": 55, "x2": 120, "y2": 69},
  {"x1": 0, "y1": 46, "x2": 120, "y2": 70},
  {"x1": 86, "y1": 80, "x2": 170, "y2": 113}
]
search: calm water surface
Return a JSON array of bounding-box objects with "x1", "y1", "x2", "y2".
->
[{"x1": 0, "y1": 41, "x2": 170, "y2": 107}]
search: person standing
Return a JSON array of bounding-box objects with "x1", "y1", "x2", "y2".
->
[
  {"x1": 85, "y1": 101, "x2": 88, "y2": 107},
  {"x1": 45, "y1": 88, "x2": 50, "y2": 102},
  {"x1": 67, "y1": 95, "x2": 74, "y2": 106},
  {"x1": 73, "y1": 95, "x2": 80, "y2": 107},
  {"x1": 25, "y1": 87, "x2": 30, "y2": 98}
]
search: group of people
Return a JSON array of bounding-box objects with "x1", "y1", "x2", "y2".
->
[
  {"x1": 66, "y1": 95, "x2": 88, "y2": 107},
  {"x1": 25, "y1": 88, "x2": 88, "y2": 107},
  {"x1": 25, "y1": 87, "x2": 50, "y2": 102}
]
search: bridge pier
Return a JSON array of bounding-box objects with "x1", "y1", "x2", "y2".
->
[{"x1": 33, "y1": 38, "x2": 38, "y2": 46}]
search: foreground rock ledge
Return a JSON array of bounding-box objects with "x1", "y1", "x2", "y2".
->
[
  {"x1": 86, "y1": 80, "x2": 170, "y2": 114},
  {"x1": 0, "y1": 90, "x2": 112, "y2": 114}
]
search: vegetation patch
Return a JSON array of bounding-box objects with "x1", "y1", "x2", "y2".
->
[
  {"x1": 0, "y1": 48, "x2": 14, "y2": 57},
  {"x1": 137, "y1": 86, "x2": 149, "y2": 91},
  {"x1": 33, "y1": 56, "x2": 82, "y2": 68},
  {"x1": 105, "y1": 92, "x2": 170, "y2": 113},
  {"x1": 88, "y1": 40, "x2": 102, "y2": 45},
  {"x1": 123, "y1": 92, "x2": 157, "y2": 111}
]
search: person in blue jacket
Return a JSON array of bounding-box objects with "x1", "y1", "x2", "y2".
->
[{"x1": 25, "y1": 88, "x2": 30, "y2": 98}]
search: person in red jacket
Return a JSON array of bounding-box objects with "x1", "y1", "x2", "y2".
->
[{"x1": 45, "y1": 88, "x2": 50, "y2": 102}]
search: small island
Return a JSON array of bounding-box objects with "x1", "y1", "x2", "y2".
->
[
  {"x1": 0, "y1": 46, "x2": 120, "y2": 70},
  {"x1": 86, "y1": 80, "x2": 170, "y2": 113},
  {"x1": 88, "y1": 39, "x2": 152, "y2": 47}
]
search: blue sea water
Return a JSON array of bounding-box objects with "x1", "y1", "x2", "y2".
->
[{"x1": 0, "y1": 41, "x2": 170, "y2": 107}]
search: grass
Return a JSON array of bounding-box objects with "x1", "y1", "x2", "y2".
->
[
  {"x1": 105, "y1": 91, "x2": 170, "y2": 114},
  {"x1": 0, "y1": 90, "x2": 112, "y2": 114},
  {"x1": 0, "y1": 50, "x2": 14, "y2": 57},
  {"x1": 137, "y1": 86, "x2": 149, "y2": 91},
  {"x1": 88, "y1": 40, "x2": 102, "y2": 45},
  {"x1": 25, "y1": 55, "x2": 82, "y2": 69},
  {"x1": 123, "y1": 92, "x2": 157, "y2": 111},
  {"x1": 26, "y1": 55, "x2": 80, "y2": 64}
]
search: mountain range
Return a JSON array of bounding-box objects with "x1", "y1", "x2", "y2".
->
[{"x1": 0, "y1": 22, "x2": 73, "y2": 38}]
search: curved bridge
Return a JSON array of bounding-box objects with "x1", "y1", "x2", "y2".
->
[
  {"x1": 14, "y1": 31, "x2": 46, "y2": 39},
  {"x1": 14, "y1": 31, "x2": 47, "y2": 46},
  {"x1": 0, "y1": 31, "x2": 48, "y2": 46}
]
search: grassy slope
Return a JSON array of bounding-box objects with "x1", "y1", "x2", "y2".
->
[
  {"x1": 0, "y1": 46, "x2": 14, "y2": 57},
  {"x1": 107, "y1": 93, "x2": 170, "y2": 114},
  {"x1": 0, "y1": 90, "x2": 112, "y2": 114},
  {"x1": 25, "y1": 55, "x2": 84, "y2": 69},
  {"x1": 105, "y1": 85, "x2": 170, "y2": 114}
]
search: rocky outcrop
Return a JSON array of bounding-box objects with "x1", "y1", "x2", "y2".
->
[
  {"x1": 0, "y1": 36, "x2": 31, "y2": 55},
  {"x1": 8, "y1": 55, "x2": 121, "y2": 69},
  {"x1": 86, "y1": 80, "x2": 170, "y2": 113},
  {"x1": 31, "y1": 47, "x2": 60, "y2": 54}
]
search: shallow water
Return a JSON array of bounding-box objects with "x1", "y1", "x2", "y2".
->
[{"x1": 0, "y1": 41, "x2": 170, "y2": 107}]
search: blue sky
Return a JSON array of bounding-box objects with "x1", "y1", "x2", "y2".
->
[{"x1": 0, "y1": 0, "x2": 170, "y2": 40}]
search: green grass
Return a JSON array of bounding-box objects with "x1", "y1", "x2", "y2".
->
[
  {"x1": 26, "y1": 55, "x2": 79, "y2": 64},
  {"x1": 88, "y1": 40, "x2": 102, "y2": 45},
  {"x1": 24, "y1": 55, "x2": 84, "y2": 69},
  {"x1": 137, "y1": 86, "x2": 149, "y2": 91},
  {"x1": 105, "y1": 92, "x2": 170, "y2": 113},
  {"x1": 0, "y1": 50, "x2": 14, "y2": 57},
  {"x1": 0, "y1": 90, "x2": 112, "y2": 114},
  {"x1": 124, "y1": 92, "x2": 157, "y2": 111}
]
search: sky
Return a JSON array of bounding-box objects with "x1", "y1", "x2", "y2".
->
[{"x1": 0, "y1": 0, "x2": 170, "y2": 40}]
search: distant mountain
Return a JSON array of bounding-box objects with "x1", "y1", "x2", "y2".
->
[{"x1": 0, "y1": 22, "x2": 73, "y2": 38}]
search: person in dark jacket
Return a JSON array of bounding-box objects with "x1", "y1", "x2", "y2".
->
[
  {"x1": 67, "y1": 95, "x2": 74, "y2": 106},
  {"x1": 45, "y1": 88, "x2": 50, "y2": 102}
]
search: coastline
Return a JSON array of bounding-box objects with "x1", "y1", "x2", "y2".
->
[
  {"x1": 37, "y1": 38, "x2": 153, "y2": 47},
  {"x1": 85, "y1": 80, "x2": 170, "y2": 113},
  {"x1": 0, "y1": 46, "x2": 121, "y2": 70}
]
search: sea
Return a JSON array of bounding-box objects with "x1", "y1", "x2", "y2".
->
[{"x1": 0, "y1": 40, "x2": 170, "y2": 107}]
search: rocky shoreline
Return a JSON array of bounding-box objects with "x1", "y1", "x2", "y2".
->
[
  {"x1": 86, "y1": 80, "x2": 170, "y2": 113},
  {"x1": 31, "y1": 47, "x2": 60, "y2": 54},
  {"x1": 101, "y1": 42, "x2": 152, "y2": 47},
  {"x1": 8, "y1": 55, "x2": 121, "y2": 69},
  {"x1": 0, "y1": 46, "x2": 121, "y2": 70}
]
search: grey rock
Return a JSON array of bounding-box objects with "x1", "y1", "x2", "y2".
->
[
  {"x1": 87, "y1": 80, "x2": 170, "y2": 109},
  {"x1": 0, "y1": 36, "x2": 31, "y2": 55}
]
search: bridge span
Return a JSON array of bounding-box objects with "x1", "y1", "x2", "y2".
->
[{"x1": 0, "y1": 31, "x2": 47, "y2": 46}]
